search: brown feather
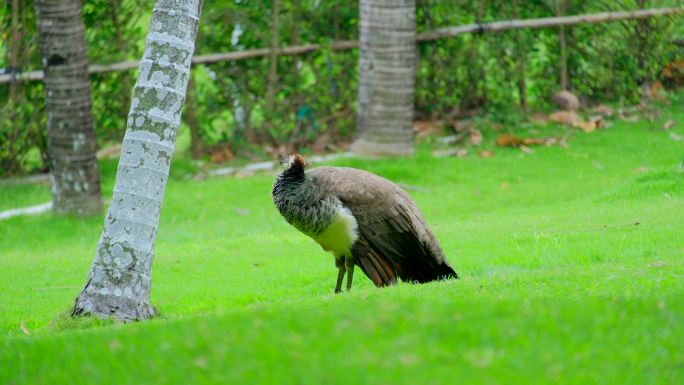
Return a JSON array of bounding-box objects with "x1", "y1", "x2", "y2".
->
[{"x1": 307, "y1": 166, "x2": 458, "y2": 285}]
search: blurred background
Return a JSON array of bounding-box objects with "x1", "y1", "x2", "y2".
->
[{"x1": 1, "y1": 0, "x2": 683, "y2": 175}]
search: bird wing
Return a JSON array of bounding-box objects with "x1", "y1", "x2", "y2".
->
[{"x1": 308, "y1": 167, "x2": 456, "y2": 284}]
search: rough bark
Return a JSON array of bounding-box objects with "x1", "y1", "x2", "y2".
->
[
  {"x1": 73, "y1": 0, "x2": 203, "y2": 321},
  {"x1": 34, "y1": 0, "x2": 102, "y2": 216},
  {"x1": 352, "y1": 0, "x2": 416, "y2": 156}
]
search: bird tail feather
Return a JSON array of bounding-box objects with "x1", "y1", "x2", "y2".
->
[
  {"x1": 434, "y1": 262, "x2": 459, "y2": 280},
  {"x1": 352, "y1": 237, "x2": 398, "y2": 287}
]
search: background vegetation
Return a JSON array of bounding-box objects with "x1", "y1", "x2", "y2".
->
[
  {"x1": 2, "y1": 107, "x2": 683, "y2": 383},
  {"x1": 1, "y1": 0, "x2": 683, "y2": 175},
  {"x1": 2, "y1": 1, "x2": 684, "y2": 382}
]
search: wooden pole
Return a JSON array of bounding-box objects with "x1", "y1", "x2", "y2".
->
[{"x1": 1, "y1": 7, "x2": 682, "y2": 84}]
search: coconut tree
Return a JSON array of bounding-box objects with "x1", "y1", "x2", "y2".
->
[
  {"x1": 351, "y1": 0, "x2": 416, "y2": 156},
  {"x1": 34, "y1": 0, "x2": 102, "y2": 215},
  {"x1": 72, "y1": 0, "x2": 203, "y2": 321}
]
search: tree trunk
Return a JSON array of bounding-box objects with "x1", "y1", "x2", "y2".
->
[
  {"x1": 34, "y1": 0, "x2": 102, "y2": 216},
  {"x1": 512, "y1": 0, "x2": 528, "y2": 112},
  {"x1": 351, "y1": 0, "x2": 416, "y2": 156},
  {"x1": 260, "y1": 0, "x2": 281, "y2": 146},
  {"x1": 72, "y1": 0, "x2": 203, "y2": 321},
  {"x1": 552, "y1": 0, "x2": 570, "y2": 90}
]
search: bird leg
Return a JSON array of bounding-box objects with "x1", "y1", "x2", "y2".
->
[
  {"x1": 334, "y1": 265, "x2": 345, "y2": 294},
  {"x1": 345, "y1": 256, "x2": 355, "y2": 292}
]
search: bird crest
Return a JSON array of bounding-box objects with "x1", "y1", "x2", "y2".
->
[{"x1": 278, "y1": 153, "x2": 307, "y2": 171}]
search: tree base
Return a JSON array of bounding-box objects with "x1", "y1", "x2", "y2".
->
[
  {"x1": 350, "y1": 138, "x2": 414, "y2": 157},
  {"x1": 53, "y1": 196, "x2": 103, "y2": 217},
  {"x1": 73, "y1": 290, "x2": 155, "y2": 322}
]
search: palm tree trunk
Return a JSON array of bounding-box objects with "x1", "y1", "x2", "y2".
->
[
  {"x1": 351, "y1": 0, "x2": 416, "y2": 156},
  {"x1": 72, "y1": 0, "x2": 203, "y2": 321},
  {"x1": 34, "y1": 0, "x2": 102, "y2": 216}
]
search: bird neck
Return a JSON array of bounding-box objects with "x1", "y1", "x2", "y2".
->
[
  {"x1": 273, "y1": 161, "x2": 307, "y2": 202},
  {"x1": 280, "y1": 161, "x2": 305, "y2": 184}
]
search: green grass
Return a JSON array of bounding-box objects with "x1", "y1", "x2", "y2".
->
[{"x1": 1, "y1": 108, "x2": 684, "y2": 384}]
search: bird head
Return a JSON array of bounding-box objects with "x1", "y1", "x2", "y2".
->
[
  {"x1": 273, "y1": 153, "x2": 307, "y2": 192},
  {"x1": 278, "y1": 153, "x2": 307, "y2": 171}
]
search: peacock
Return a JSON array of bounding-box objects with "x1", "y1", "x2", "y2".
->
[{"x1": 272, "y1": 154, "x2": 458, "y2": 293}]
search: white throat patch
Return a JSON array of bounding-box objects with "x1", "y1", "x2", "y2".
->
[{"x1": 312, "y1": 206, "x2": 359, "y2": 256}]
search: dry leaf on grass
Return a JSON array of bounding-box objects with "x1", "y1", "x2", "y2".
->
[
  {"x1": 549, "y1": 110, "x2": 583, "y2": 126},
  {"x1": 496, "y1": 134, "x2": 549, "y2": 147},
  {"x1": 496, "y1": 132, "x2": 574, "y2": 152},
  {"x1": 663, "y1": 120, "x2": 676, "y2": 130},
  {"x1": 478, "y1": 150, "x2": 495, "y2": 158},
  {"x1": 451, "y1": 119, "x2": 472, "y2": 132},
  {"x1": 469, "y1": 129, "x2": 483, "y2": 146},
  {"x1": 576, "y1": 116, "x2": 603, "y2": 133},
  {"x1": 590, "y1": 104, "x2": 614, "y2": 117},
  {"x1": 670, "y1": 132, "x2": 683, "y2": 141},
  {"x1": 548, "y1": 109, "x2": 605, "y2": 132},
  {"x1": 413, "y1": 121, "x2": 445, "y2": 138}
]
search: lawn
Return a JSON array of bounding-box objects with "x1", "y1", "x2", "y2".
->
[{"x1": 1, "y1": 108, "x2": 683, "y2": 384}]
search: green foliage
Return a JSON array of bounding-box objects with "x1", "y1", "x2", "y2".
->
[
  {"x1": 415, "y1": 0, "x2": 684, "y2": 114},
  {"x1": 190, "y1": 0, "x2": 358, "y2": 153},
  {"x1": 2, "y1": 112, "x2": 684, "y2": 383},
  {"x1": 1, "y1": 0, "x2": 683, "y2": 174},
  {"x1": 0, "y1": 0, "x2": 46, "y2": 175},
  {"x1": 0, "y1": 0, "x2": 150, "y2": 176}
]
